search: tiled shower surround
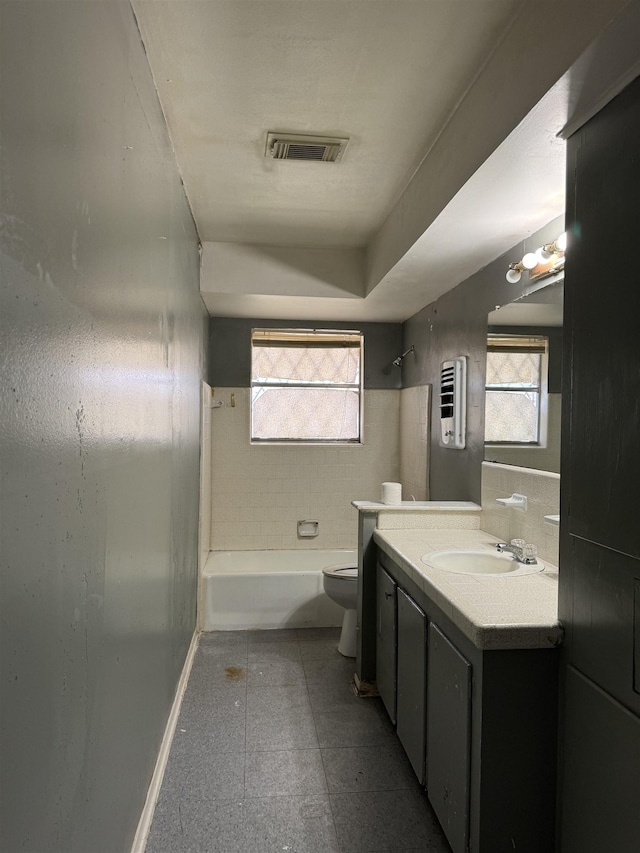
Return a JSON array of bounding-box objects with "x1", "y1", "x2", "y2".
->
[
  {"x1": 400, "y1": 385, "x2": 430, "y2": 501},
  {"x1": 209, "y1": 389, "x2": 400, "y2": 551},
  {"x1": 480, "y1": 461, "x2": 560, "y2": 565}
]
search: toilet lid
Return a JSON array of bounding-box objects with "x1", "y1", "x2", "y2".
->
[{"x1": 322, "y1": 564, "x2": 358, "y2": 578}]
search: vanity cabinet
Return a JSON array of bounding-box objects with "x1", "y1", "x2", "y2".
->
[
  {"x1": 375, "y1": 563, "x2": 397, "y2": 723},
  {"x1": 396, "y1": 588, "x2": 427, "y2": 783},
  {"x1": 374, "y1": 547, "x2": 559, "y2": 853},
  {"x1": 427, "y1": 622, "x2": 471, "y2": 853}
]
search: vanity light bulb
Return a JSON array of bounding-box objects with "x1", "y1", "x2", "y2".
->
[
  {"x1": 506, "y1": 268, "x2": 522, "y2": 284},
  {"x1": 556, "y1": 232, "x2": 567, "y2": 252},
  {"x1": 537, "y1": 245, "x2": 553, "y2": 263},
  {"x1": 522, "y1": 252, "x2": 538, "y2": 270}
]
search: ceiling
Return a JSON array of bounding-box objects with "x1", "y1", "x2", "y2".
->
[{"x1": 132, "y1": 0, "x2": 638, "y2": 322}]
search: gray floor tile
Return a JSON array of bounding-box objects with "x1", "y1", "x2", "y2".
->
[
  {"x1": 330, "y1": 788, "x2": 450, "y2": 852},
  {"x1": 246, "y1": 709, "x2": 319, "y2": 751},
  {"x1": 307, "y1": 681, "x2": 363, "y2": 712},
  {"x1": 196, "y1": 631, "x2": 248, "y2": 655},
  {"x1": 296, "y1": 627, "x2": 341, "y2": 641},
  {"x1": 244, "y1": 748, "x2": 327, "y2": 798},
  {"x1": 314, "y1": 704, "x2": 396, "y2": 749},
  {"x1": 321, "y1": 744, "x2": 416, "y2": 793},
  {"x1": 180, "y1": 682, "x2": 247, "y2": 717},
  {"x1": 243, "y1": 794, "x2": 340, "y2": 853},
  {"x1": 160, "y1": 750, "x2": 246, "y2": 802},
  {"x1": 189, "y1": 658, "x2": 249, "y2": 685},
  {"x1": 170, "y1": 714, "x2": 246, "y2": 754},
  {"x1": 246, "y1": 628, "x2": 299, "y2": 643},
  {"x1": 303, "y1": 656, "x2": 356, "y2": 686},
  {"x1": 247, "y1": 639, "x2": 302, "y2": 663},
  {"x1": 147, "y1": 797, "x2": 246, "y2": 853},
  {"x1": 150, "y1": 628, "x2": 452, "y2": 853},
  {"x1": 298, "y1": 637, "x2": 343, "y2": 661},
  {"x1": 247, "y1": 659, "x2": 306, "y2": 687},
  {"x1": 246, "y1": 683, "x2": 312, "y2": 716}
]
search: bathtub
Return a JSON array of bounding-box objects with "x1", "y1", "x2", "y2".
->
[{"x1": 201, "y1": 549, "x2": 357, "y2": 631}]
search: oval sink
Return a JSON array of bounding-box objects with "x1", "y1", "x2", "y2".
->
[{"x1": 421, "y1": 549, "x2": 543, "y2": 577}]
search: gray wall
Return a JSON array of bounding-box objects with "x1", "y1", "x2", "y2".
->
[
  {"x1": 0, "y1": 3, "x2": 207, "y2": 851},
  {"x1": 402, "y1": 217, "x2": 564, "y2": 503},
  {"x1": 209, "y1": 317, "x2": 403, "y2": 389}
]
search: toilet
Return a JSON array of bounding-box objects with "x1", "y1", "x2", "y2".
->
[{"x1": 322, "y1": 563, "x2": 358, "y2": 657}]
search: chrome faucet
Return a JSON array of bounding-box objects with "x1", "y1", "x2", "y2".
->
[{"x1": 496, "y1": 539, "x2": 538, "y2": 564}]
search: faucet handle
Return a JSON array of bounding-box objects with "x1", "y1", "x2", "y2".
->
[
  {"x1": 523, "y1": 543, "x2": 538, "y2": 560},
  {"x1": 510, "y1": 538, "x2": 525, "y2": 550}
]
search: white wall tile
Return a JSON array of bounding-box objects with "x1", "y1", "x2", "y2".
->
[
  {"x1": 209, "y1": 388, "x2": 400, "y2": 550},
  {"x1": 481, "y1": 462, "x2": 560, "y2": 565},
  {"x1": 399, "y1": 385, "x2": 430, "y2": 501}
]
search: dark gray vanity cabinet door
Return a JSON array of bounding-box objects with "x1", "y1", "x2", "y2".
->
[
  {"x1": 427, "y1": 622, "x2": 471, "y2": 853},
  {"x1": 396, "y1": 588, "x2": 427, "y2": 783},
  {"x1": 376, "y1": 563, "x2": 397, "y2": 723}
]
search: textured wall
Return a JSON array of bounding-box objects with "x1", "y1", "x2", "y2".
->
[
  {"x1": 402, "y1": 216, "x2": 564, "y2": 503},
  {"x1": 208, "y1": 317, "x2": 403, "y2": 389},
  {"x1": 209, "y1": 389, "x2": 400, "y2": 551},
  {"x1": 0, "y1": 3, "x2": 207, "y2": 851}
]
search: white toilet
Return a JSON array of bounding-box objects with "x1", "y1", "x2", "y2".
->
[{"x1": 322, "y1": 563, "x2": 358, "y2": 657}]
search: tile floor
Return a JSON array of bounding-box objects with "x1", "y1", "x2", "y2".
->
[{"x1": 146, "y1": 627, "x2": 452, "y2": 853}]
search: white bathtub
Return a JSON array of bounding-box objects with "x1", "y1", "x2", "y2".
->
[{"x1": 201, "y1": 549, "x2": 357, "y2": 631}]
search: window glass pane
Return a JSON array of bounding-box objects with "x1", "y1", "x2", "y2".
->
[
  {"x1": 486, "y1": 351, "x2": 540, "y2": 388},
  {"x1": 252, "y1": 387, "x2": 360, "y2": 440},
  {"x1": 253, "y1": 345, "x2": 360, "y2": 385},
  {"x1": 485, "y1": 390, "x2": 539, "y2": 442}
]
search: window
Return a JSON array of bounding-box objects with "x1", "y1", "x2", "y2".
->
[
  {"x1": 251, "y1": 329, "x2": 363, "y2": 443},
  {"x1": 484, "y1": 335, "x2": 547, "y2": 444}
]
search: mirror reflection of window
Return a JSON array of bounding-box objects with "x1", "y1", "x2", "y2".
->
[{"x1": 485, "y1": 336, "x2": 547, "y2": 445}]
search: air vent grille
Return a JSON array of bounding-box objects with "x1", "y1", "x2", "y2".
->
[{"x1": 266, "y1": 133, "x2": 348, "y2": 163}]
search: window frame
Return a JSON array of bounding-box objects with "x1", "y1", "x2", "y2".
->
[
  {"x1": 484, "y1": 334, "x2": 549, "y2": 447},
  {"x1": 250, "y1": 328, "x2": 364, "y2": 445}
]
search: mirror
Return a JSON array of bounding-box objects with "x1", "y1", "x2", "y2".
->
[{"x1": 484, "y1": 279, "x2": 563, "y2": 473}]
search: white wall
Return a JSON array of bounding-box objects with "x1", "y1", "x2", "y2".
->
[{"x1": 209, "y1": 389, "x2": 400, "y2": 550}]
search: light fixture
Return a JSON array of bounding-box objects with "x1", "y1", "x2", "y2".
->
[
  {"x1": 506, "y1": 233, "x2": 566, "y2": 283},
  {"x1": 506, "y1": 263, "x2": 525, "y2": 284}
]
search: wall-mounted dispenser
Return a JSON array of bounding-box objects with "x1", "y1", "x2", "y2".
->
[{"x1": 439, "y1": 357, "x2": 467, "y2": 449}]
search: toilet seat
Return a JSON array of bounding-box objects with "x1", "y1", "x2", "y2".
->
[{"x1": 322, "y1": 564, "x2": 357, "y2": 579}]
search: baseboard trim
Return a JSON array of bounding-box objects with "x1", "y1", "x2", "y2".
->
[{"x1": 130, "y1": 630, "x2": 199, "y2": 853}]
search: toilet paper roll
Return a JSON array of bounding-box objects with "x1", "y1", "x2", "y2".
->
[{"x1": 381, "y1": 482, "x2": 402, "y2": 505}]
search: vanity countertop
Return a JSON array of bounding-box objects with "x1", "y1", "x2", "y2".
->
[
  {"x1": 353, "y1": 500, "x2": 480, "y2": 512},
  {"x1": 374, "y1": 527, "x2": 562, "y2": 651}
]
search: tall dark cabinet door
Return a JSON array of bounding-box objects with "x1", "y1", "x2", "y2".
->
[
  {"x1": 396, "y1": 588, "x2": 427, "y2": 783},
  {"x1": 560, "y1": 667, "x2": 640, "y2": 853},
  {"x1": 376, "y1": 563, "x2": 397, "y2": 724},
  {"x1": 426, "y1": 622, "x2": 471, "y2": 853},
  {"x1": 560, "y1": 75, "x2": 640, "y2": 850}
]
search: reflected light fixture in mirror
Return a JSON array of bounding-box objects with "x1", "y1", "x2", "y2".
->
[{"x1": 506, "y1": 233, "x2": 566, "y2": 283}]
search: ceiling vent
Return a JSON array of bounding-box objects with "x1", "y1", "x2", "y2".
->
[{"x1": 265, "y1": 132, "x2": 348, "y2": 163}]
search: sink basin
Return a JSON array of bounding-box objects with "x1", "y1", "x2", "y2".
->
[{"x1": 421, "y1": 549, "x2": 544, "y2": 577}]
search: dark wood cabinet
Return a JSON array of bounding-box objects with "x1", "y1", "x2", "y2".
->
[
  {"x1": 396, "y1": 588, "x2": 427, "y2": 783},
  {"x1": 375, "y1": 547, "x2": 558, "y2": 853},
  {"x1": 427, "y1": 622, "x2": 471, "y2": 853},
  {"x1": 376, "y1": 562, "x2": 397, "y2": 723}
]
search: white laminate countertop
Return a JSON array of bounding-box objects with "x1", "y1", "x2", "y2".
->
[
  {"x1": 353, "y1": 500, "x2": 480, "y2": 512},
  {"x1": 373, "y1": 528, "x2": 563, "y2": 651}
]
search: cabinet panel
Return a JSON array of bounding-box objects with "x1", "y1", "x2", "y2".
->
[
  {"x1": 396, "y1": 588, "x2": 427, "y2": 783},
  {"x1": 427, "y1": 622, "x2": 471, "y2": 853},
  {"x1": 376, "y1": 563, "x2": 397, "y2": 723},
  {"x1": 560, "y1": 666, "x2": 640, "y2": 853}
]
